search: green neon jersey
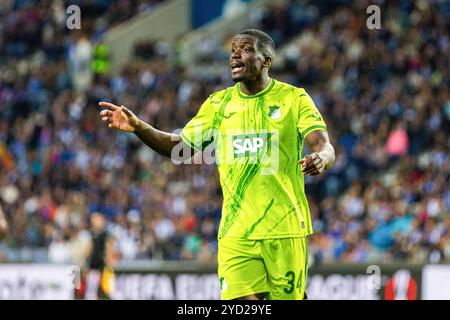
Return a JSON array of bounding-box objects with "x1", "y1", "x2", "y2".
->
[{"x1": 180, "y1": 79, "x2": 327, "y2": 239}]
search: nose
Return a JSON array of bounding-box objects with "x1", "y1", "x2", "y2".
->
[{"x1": 231, "y1": 48, "x2": 241, "y2": 59}]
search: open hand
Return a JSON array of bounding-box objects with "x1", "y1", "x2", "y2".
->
[{"x1": 99, "y1": 101, "x2": 140, "y2": 132}]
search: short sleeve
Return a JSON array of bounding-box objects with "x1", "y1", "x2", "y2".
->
[
  {"x1": 180, "y1": 97, "x2": 215, "y2": 151},
  {"x1": 297, "y1": 90, "x2": 327, "y2": 139}
]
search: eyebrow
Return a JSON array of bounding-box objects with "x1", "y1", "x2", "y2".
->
[{"x1": 231, "y1": 41, "x2": 255, "y2": 48}]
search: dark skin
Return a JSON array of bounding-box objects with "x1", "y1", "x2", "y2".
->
[
  {"x1": 99, "y1": 34, "x2": 335, "y2": 300},
  {"x1": 230, "y1": 34, "x2": 271, "y2": 95}
]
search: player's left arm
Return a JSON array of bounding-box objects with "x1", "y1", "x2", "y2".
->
[
  {"x1": 296, "y1": 90, "x2": 335, "y2": 175},
  {"x1": 300, "y1": 130, "x2": 335, "y2": 176}
]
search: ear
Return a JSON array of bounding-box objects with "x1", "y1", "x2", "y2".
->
[{"x1": 263, "y1": 55, "x2": 272, "y2": 69}]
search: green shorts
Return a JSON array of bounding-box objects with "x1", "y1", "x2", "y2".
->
[{"x1": 218, "y1": 237, "x2": 308, "y2": 300}]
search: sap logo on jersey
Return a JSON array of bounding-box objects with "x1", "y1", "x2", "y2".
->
[{"x1": 232, "y1": 133, "x2": 271, "y2": 157}]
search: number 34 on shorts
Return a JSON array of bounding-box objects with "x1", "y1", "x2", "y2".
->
[{"x1": 218, "y1": 237, "x2": 308, "y2": 300}]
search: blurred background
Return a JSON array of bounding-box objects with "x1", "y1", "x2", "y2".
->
[{"x1": 0, "y1": 0, "x2": 449, "y2": 300}]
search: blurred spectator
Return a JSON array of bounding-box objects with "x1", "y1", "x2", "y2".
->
[
  {"x1": 84, "y1": 212, "x2": 116, "y2": 300},
  {"x1": 0, "y1": 204, "x2": 8, "y2": 239},
  {"x1": 385, "y1": 121, "x2": 409, "y2": 157},
  {"x1": 223, "y1": 0, "x2": 247, "y2": 19},
  {"x1": 68, "y1": 33, "x2": 93, "y2": 92}
]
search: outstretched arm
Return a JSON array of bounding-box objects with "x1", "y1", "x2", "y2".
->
[
  {"x1": 99, "y1": 102, "x2": 194, "y2": 159},
  {"x1": 300, "y1": 130, "x2": 335, "y2": 176}
]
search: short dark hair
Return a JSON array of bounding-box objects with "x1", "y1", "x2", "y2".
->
[{"x1": 237, "y1": 29, "x2": 275, "y2": 60}]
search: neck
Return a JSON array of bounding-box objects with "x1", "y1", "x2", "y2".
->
[{"x1": 240, "y1": 74, "x2": 270, "y2": 96}]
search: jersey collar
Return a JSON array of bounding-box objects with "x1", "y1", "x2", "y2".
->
[{"x1": 237, "y1": 78, "x2": 275, "y2": 99}]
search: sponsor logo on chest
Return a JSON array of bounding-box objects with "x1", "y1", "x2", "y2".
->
[{"x1": 232, "y1": 133, "x2": 272, "y2": 158}]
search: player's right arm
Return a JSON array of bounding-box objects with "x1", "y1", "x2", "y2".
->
[{"x1": 98, "y1": 101, "x2": 195, "y2": 159}]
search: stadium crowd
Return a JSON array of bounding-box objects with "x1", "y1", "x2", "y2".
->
[{"x1": 0, "y1": 0, "x2": 449, "y2": 270}]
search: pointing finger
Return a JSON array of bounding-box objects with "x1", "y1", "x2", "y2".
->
[{"x1": 99, "y1": 101, "x2": 119, "y2": 110}]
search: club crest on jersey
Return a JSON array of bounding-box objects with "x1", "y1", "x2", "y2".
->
[
  {"x1": 232, "y1": 133, "x2": 272, "y2": 158},
  {"x1": 268, "y1": 106, "x2": 282, "y2": 119}
]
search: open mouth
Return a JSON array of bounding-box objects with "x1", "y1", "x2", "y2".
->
[{"x1": 231, "y1": 61, "x2": 244, "y2": 72}]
